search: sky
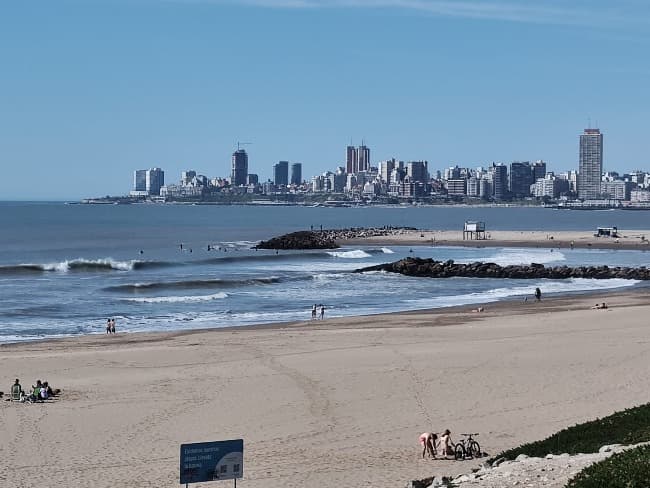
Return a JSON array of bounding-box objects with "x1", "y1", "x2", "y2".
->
[{"x1": 1, "y1": 0, "x2": 650, "y2": 199}]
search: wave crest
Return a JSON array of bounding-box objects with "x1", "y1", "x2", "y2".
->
[
  {"x1": 327, "y1": 250, "x2": 372, "y2": 259},
  {"x1": 123, "y1": 292, "x2": 228, "y2": 303}
]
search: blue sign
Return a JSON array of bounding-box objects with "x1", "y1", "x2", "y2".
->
[{"x1": 180, "y1": 439, "x2": 244, "y2": 484}]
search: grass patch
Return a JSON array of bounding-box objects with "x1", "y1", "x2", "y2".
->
[
  {"x1": 566, "y1": 444, "x2": 650, "y2": 488},
  {"x1": 491, "y1": 403, "x2": 650, "y2": 461}
]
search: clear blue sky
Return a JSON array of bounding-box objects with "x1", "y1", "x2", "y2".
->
[{"x1": 1, "y1": 0, "x2": 649, "y2": 199}]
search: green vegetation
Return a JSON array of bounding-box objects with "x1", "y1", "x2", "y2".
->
[
  {"x1": 492, "y1": 403, "x2": 650, "y2": 461},
  {"x1": 566, "y1": 444, "x2": 650, "y2": 488}
]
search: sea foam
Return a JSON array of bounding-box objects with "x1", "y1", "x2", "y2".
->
[
  {"x1": 327, "y1": 250, "x2": 372, "y2": 259},
  {"x1": 123, "y1": 292, "x2": 228, "y2": 303}
]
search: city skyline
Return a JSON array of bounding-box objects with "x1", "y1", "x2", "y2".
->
[
  {"x1": 2, "y1": 1, "x2": 650, "y2": 199},
  {"x1": 127, "y1": 127, "x2": 650, "y2": 204}
]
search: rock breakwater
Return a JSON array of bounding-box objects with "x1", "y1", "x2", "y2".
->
[
  {"x1": 257, "y1": 227, "x2": 417, "y2": 250},
  {"x1": 256, "y1": 231, "x2": 339, "y2": 250},
  {"x1": 357, "y1": 257, "x2": 650, "y2": 280}
]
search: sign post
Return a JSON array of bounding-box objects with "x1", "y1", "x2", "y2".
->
[{"x1": 180, "y1": 439, "x2": 244, "y2": 487}]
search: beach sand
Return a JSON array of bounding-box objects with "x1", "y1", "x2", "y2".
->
[
  {"x1": 2, "y1": 289, "x2": 650, "y2": 487},
  {"x1": 342, "y1": 229, "x2": 650, "y2": 250}
]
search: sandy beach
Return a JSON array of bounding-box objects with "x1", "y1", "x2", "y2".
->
[
  {"x1": 2, "y1": 287, "x2": 650, "y2": 488},
  {"x1": 343, "y1": 229, "x2": 650, "y2": 250}
]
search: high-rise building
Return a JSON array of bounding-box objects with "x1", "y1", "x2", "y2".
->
[
  {"x1": 490, "y1": 163, "x2": 508, "y2": 200},
  {"x1": 290, "y1": 163, "x2": 302, "y2": 185},
  {"x1": 345, "y1": 144, "x2": 371, "y2": 174},
  {"x1": 378, "y1": 159, "x2": 396, "y2": 184},
  {"x1": 273, "y1": 161, "x2": 289, "y2": 186},
  {"x1": 578, "y1": 128, "x2": 603, "y2": 200},
  {"x1": 231, "y1": 149, "x2": 249, "y2": 186},
  {"x1": 532, "y1": 160, "x2": 547, "y2": 181},
  {"x1": 346, "y1": 146, "x2": 356, "y2": 174},
  {"x1": 132, "y1": 168, "x2": 164, "y2": 196},
  {"x1": 406, "y1": 161, "x2": 428, "y2": 183},
  {"x1": 133, "y1": 170, "x2": 147, "y2": 192},
  {"x1": 509, "y1": 161, "x2": 533, "y2": 198},
  {"x1": 357, "y1": 145, "x2": 370, "y2": 173}
]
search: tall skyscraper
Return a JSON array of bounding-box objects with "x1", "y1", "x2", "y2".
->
[
  {"x1": 346, "y1": 146, "x2": 356, "y2": 174},
  {"x1": 273, "y1": 161, "x2": 289, "y2": 186},
  {"x1": 231, "y1": 149, "x2": 249, "y2": 186},
  {"x1": 290, "y1": 163, "x2": 302, "y2": 185},
  {"x1": 357, "y1": 144, "x2": 370, "y2": 173},
  {"x1": 578, "y1": 128, "x2": 603, "y2": 200},
  {"x1": 345, "y1": 144, "x2": 371, "y2": 174}
]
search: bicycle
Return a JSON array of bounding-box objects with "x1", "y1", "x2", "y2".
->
[{"x1": 454, "y1": 433, "x2": 481, "y2": 460}]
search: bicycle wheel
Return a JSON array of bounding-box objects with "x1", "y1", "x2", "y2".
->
[
  {"x1": 469, "y1": 441, "x2": 481, "y2": 458},
  {"x1": 454, "y1": 443, "x2": 465, "y2": 460}
]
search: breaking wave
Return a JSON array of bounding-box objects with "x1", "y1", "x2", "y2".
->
[
  {"x1": 104, "y1": 277, "x2": 285, "y2": 293},
  {"x1": 0, "y1": 259, "x2": 175, "y2": 274},
  {"x1": 480, "y1": 248, "x2": 566, "y2": 267},
  {"x1": 327, "y1": 250, "x2": 372, "y2": 259},
  {"x1": 123, "y1": 292, "x2": 228, "y2": 303}
]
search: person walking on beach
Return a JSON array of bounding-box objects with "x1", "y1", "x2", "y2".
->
[
  {"x1": 320, "y1": 305, "x2": 325, "y2": 320},
  {"x1": 419, "y1": 432, "x2": 437, "y2": 459},
  {"x1": 110, "y1": 318, "x2": 116, "y2": 334},
  {"x1": 535, "y1": 287, "x2": 542, "y2": 302},
  {"x1": 106, "y1": 319, "x2": 112, "y2": 334},
  {"x1": 311, "y1": 304, "x2": 317, "y2": 320}
]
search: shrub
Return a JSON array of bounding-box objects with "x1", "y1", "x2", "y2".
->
[
  {"x1": 566, "y1": 444, "x2": 650, "y2": 488},
  {"x1": 491, "y1": 403, "x2": 650, "y2": 461}
]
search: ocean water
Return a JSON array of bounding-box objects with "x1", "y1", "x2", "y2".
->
[{"x1": 0, "y1": 203, "x2": 648, "y2": 343}]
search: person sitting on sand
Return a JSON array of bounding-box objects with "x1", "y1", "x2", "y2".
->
[
  {"x1": 438, "y1": 429, "x2": 453, "y2": 457},
  {"x1": 419, "y1": 432, "x2": 438, "y2": 459},
  {"x1": 591, "y1": 302, "x2": 608, "y2": 310},
  {"x1": 29, "y1": 380, "x2": 43, "y2": 402},
  {"x1": 43, "y1": 381, "x2": 60, "y2": 397},
  {"x1": 471, "y1": 307, "x2": 484, "y2": 313},
  {"x1": 11, "y1": 379, "x2": 22, "y2": 400}
]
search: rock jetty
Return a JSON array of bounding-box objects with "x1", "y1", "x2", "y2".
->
[
  {"x1": 256, "y1": 227, "x2": 416, "y2": 250},
  {"x1": 256, "y1": 231, "x2": 339, "y2": 250},
  {"x1": 357, "y1": 257, "x2": 650, "y2": 280}
]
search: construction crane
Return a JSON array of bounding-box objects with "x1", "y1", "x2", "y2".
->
[{"x1": 237, "y1": 141, "x2": 253, "y2": 151}]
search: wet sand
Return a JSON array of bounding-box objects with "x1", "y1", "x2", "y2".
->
[{"x1": 2, "y1": 287, "x2": 649, "y2": 487}]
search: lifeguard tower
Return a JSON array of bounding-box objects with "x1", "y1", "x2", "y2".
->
[
  {"x1": 594, "y1": 226, "x2": 619, "y2": 238},
  {"x1": 463, "y1": 221, "x2": 486, "y2": 240}
]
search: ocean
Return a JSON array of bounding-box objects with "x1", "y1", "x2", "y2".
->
[{"x1": 1, "y1": 202, "x2": 648, "y2": 343}]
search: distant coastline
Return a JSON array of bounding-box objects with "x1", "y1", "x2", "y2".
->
[{"x1": 77, "y1": 195, "x2": 650, "y2": 210}]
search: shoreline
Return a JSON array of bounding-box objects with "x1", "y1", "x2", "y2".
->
[
  {"x1": 2, "y1": 285, "x2": 645, "y2": 351},
  {"x1": 3, "y1": 287, "x2": 650, "y2": 487},
  {"x1": 340, "y1": 229, "x2": 650, "y2": 250}
]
